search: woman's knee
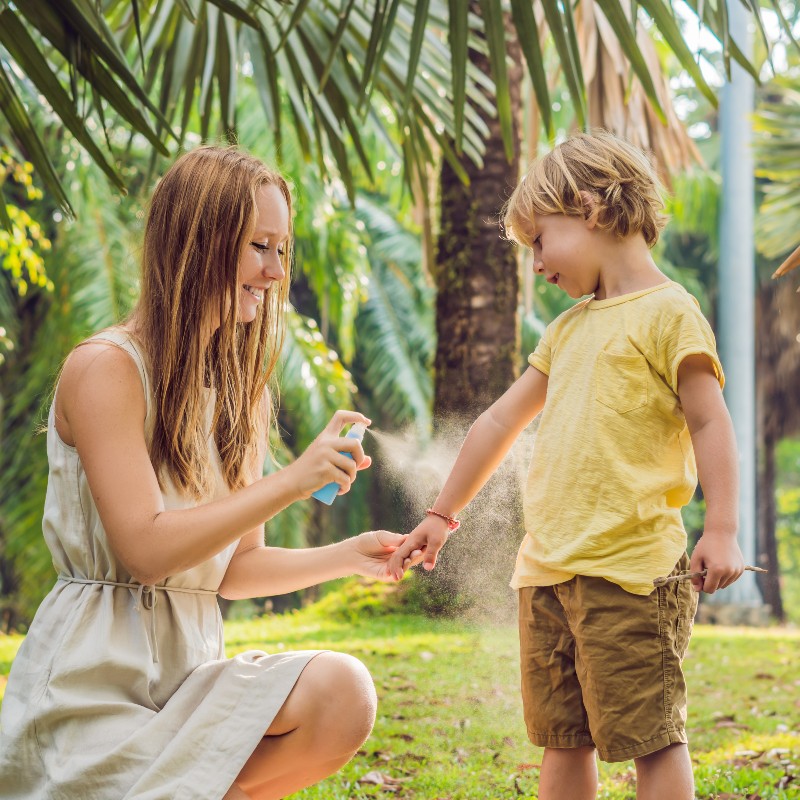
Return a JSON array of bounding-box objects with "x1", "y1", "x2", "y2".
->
[{"x1": 304, "y1": 652, "x2": 377, "y2": 750}]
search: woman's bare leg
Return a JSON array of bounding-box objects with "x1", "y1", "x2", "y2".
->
[{"x1": 227, "y1": 652, "x2": 378, "y2": 800}]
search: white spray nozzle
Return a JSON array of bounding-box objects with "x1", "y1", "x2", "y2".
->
[{"x1": 348, "y1": 423, "x2": 367, "y2": 441}]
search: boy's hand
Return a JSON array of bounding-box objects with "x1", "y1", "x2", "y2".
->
[
  {"x1": 387, "y1": 515, "x2": 451, "y2": 580},
  {"x1": 689, "y1": 531, "x2": 745, "y2": 593}
]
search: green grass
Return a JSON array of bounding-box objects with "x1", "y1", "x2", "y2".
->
[{"x1": 1, "y1": 608, "x2": 798, "y2": 799}]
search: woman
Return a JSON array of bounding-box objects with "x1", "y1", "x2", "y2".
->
[{"x1": 0, "y1": 146, "x2": 404, "y2": 800}]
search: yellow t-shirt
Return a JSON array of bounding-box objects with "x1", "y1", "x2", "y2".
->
[{"x1": 511, "y1": 281, "x2": 724, "y2": 596}]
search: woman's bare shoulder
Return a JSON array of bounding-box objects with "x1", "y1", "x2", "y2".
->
[{"x1": 56, "y1": 339, "x2": 146, "y2": 446}]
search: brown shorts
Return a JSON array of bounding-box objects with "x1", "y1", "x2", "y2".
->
[{"x1": 518, "y1": 554, "x2": 698, "y2": 762}]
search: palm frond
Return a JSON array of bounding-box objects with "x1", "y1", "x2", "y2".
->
[
  {"x1": 754, "y1": 80, "x2": 800, "y2": 263},
  {"x1": 578, "y1": 0, "x2": 700, "y2": 177},
  {"x1": 353, "y1": 192, "x2": 433, "y2": 434}
]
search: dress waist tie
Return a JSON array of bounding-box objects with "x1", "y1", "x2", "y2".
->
[{"x1": 57, "y1": 576, "x2": 218, "y2": 663}]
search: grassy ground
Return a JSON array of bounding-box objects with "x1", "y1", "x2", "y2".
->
[{"x1": 1, "y1": 604, "x2": 798, "y2": 799}]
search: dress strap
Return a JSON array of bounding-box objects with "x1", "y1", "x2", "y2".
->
[{"x1": 57, "y1": 576, "x2": 218, "y2": 664}]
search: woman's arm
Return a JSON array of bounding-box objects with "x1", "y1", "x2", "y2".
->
[
  {"x1": 60, "y1": 343, "x2": 369, "y2": 585},
  {"x1": 218, "y1": 530, "x2": 405, "y2": 599}
]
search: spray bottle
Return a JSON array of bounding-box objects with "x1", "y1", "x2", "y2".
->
[{"x1": 311, "y1": 423, "x2": 368, "y2": 505}]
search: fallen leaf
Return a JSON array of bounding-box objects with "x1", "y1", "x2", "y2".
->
[
  {"x1": 732, "y1": 750, "x2": 763, "y2": 759},
  {"x1": 715, "y1": 719, "x2": 751, "y2": 731},
  {"x1": 358, "y1": 770, "x2": 409, "y2": 788}
]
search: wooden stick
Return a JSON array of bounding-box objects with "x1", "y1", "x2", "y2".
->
[
  {"x1": 653, "y1": 565, "x2": 767, "y2": 588},
  {"x1": 772, "y1": 243, "x2": 800, "y2": 278}
]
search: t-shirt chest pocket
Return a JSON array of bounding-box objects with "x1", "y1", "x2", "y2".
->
[{"x1": 595, "y1": 351, "x2": 648, "y2": 414}]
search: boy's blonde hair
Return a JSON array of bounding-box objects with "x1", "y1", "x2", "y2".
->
[{"x1": 503, "y1": 131, "x2": 668, "y2": 249}]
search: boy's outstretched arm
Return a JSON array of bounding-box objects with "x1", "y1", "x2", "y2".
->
[
  {"x1": 678, "y1": 354, "x2": 745, "y2": 593},
  {"x1": 386, "y1": 366, "x2": 548, "y2": 580}
]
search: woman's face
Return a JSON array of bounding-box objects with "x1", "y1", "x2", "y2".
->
[{"x1": 236, "y1": 183, "x2": 290, "y2": 324}]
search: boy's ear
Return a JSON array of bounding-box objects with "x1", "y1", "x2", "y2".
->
[{"x1": 579, "y1": 190, "x2": 600, "y2": 228}]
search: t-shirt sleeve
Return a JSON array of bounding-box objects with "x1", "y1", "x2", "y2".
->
[
  {"x1": 657, "y1": 295, "x2": 724, "y2": 394},
  {"x1": 528, "y1": 322, "x2": 553, "y2": 375}
]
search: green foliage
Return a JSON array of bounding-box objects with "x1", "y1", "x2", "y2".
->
[
  {"x1": 0, "y1": 0, "x2": 492, "y2": 215},
  {"x1": 398, "y1": 568, "x2": 475, "y2": 618},
  {"x1": 755, "y1": 76, "x2": 800, "y2": 262},
  {"x1": 353, "y1": 192, "x2": 434, "y2": 433},
  {"x1": 2, "y1": 0, "x2": 792, "y2": 226},
  {"x1": 304, "y1": 576, "x2": 408, "y2": 624},
  {"x1": 0, "y1": 144, "x2": 143, "y2": 627},
  {"x1": 0, "y1": 151, "x2": 52, "y2": 368},
  {"x1": 0, "y1": 79, "x2": 436, "y2": 625}
]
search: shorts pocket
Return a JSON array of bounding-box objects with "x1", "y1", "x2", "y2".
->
[{"x1": 595, "y1": 351, "x2": 648, "y2": 414}]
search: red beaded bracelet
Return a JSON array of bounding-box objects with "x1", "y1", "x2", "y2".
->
[{"x1": 425, "y1": 508, "x2": 461, "y2": 532}]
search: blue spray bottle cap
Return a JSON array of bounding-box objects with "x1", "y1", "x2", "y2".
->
[{"x1": 311, "y1": 423, "x2": 368, "y2": 505}]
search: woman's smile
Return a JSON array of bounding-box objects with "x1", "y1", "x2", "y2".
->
[{"x1": 242, "y1": 284, "x2": 265, "y2": 301}]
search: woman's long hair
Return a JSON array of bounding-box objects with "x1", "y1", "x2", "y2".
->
[{"x1": 131, "y1": 146, "x2": 292, "y2": 498}]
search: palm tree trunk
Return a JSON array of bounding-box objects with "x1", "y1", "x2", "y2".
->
[
  {"x1": 753, "y1": 279, "x2": 800, "y2": 622},
  {"x1": 756, "y1": 433, "x2": 784, "y2": 620},
  {"x1": 434, "y1": 8, "x2": 523, "y2": 421},
  {"x1": 418, "y1": 8, "x2": 525, "y2": 616}
]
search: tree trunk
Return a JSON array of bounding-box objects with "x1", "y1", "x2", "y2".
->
[
  {"x1": 434, "y1": 9, "x2": 523, "y2": 421},
  {"x1": 415, "y1": 9, "x2": 525, "y2": 617},
  {"x1": 756, "y1": 433, "x2": 784, "y2": 620},
  {"x1": 753, "y1": 278, "x2": 800, "y2": 622}
]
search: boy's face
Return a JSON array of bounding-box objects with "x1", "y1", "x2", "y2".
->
[{"x1": 530, "y1": 213, "x2": 600, "y2": 299}]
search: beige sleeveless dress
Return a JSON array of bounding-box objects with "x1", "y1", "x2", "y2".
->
[{"x1": 0, "y1": 329, "x2": 322, "y2": 799}]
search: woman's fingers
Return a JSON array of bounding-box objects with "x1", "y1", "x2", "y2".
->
[
  {"x1": 373, "y1": 530, "x2": 407, "y2": 548},
  {"x1": 324, "y1": 409, "x2": 371, "y2": 436},
  {"x1": 337, "y1": 438, "x2": 367, "y2": 466}
]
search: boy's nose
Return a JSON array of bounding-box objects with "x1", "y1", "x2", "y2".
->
[{"x1": 533, "y1": 258, "x2": 544, "y2": 274}]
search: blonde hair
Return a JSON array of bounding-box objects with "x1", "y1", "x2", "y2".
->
[
  {"x1": 503, "y1": 130, "x2": 668, "y2": 249},
  {"x1": 130, "y1": 145, "x2": 292, "y2": 498}
]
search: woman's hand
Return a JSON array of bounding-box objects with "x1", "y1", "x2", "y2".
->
[
  {"x1": 286, "y1": 410, "x2": 372, "y2": 500},
  {"x1": 349, "y1": 531, "x2": 418, "y2": 582}
]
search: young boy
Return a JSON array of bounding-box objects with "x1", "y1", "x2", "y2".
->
[{"x1": 387, "y1": 131, "x2": 744, "y2": 799}]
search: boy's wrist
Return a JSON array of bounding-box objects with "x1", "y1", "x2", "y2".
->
[
  {"x1": 699, "y1": 522, "x2": 738, "y2": 539},
  {"x1": 425, "y1": 508, "x2": 460, "y2": 532}
]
